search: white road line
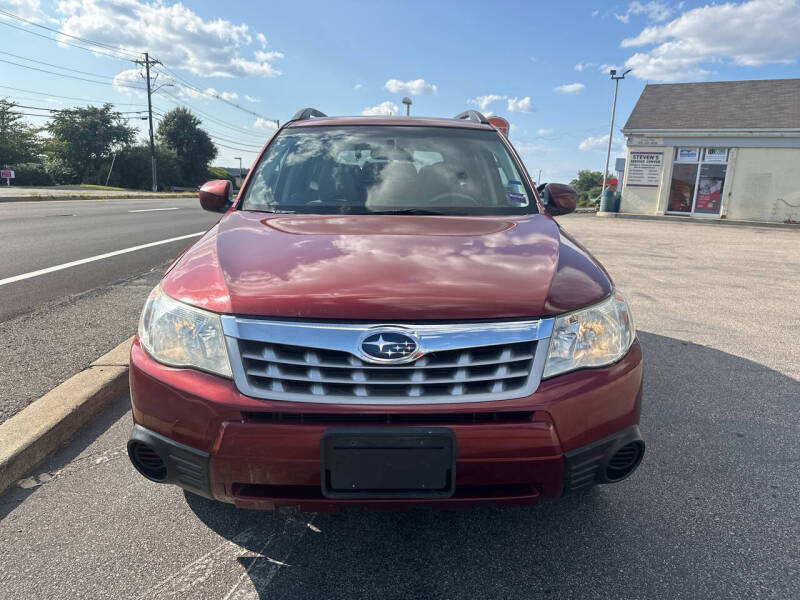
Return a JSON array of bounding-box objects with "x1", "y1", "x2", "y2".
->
[
  {"x1": 0, "y1": 231, "x2": 204, "y2": 287},
  {"x1": 127, "y1": 207, "x2": 179, "y2": 213}
]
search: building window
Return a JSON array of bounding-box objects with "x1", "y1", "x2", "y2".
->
[{"x1": 668, "y1": 147, "x2": 728, "y2": 215}]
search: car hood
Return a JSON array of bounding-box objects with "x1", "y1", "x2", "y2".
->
[{"x1": 161, "y1": 211, "x2": 612, "y2": 320}]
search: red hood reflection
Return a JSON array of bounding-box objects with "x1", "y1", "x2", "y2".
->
[{"x1": 161, "y1": 211, "x2": 611, "y2": 319}]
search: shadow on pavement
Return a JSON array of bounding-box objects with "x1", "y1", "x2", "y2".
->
[
  {"x1": 182, "y1": 330, "x2": 799, "y2": 599},
  {"x1": 0, "y1": 396, "x2": 131, "y2": 521}
]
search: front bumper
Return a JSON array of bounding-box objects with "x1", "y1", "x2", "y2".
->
[{"x1": 128, "y1": 337, "x2": 644, "y2": 511}]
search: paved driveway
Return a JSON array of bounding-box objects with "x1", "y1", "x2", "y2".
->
[{"x1": 1, "y1": 214, "x2": 798, "y2": 599}]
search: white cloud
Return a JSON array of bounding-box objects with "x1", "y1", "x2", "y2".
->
[
  {"x1": 468, "y1": 94, "x2": 505, "y2": 110},
  {"x1": 579, "y1": 135, "x2": 609, "y2": 151},
  {"x1": 1, "y1": 0, "x2": 52, "y2": 22},
  {"x1": 353, "y1": 83, "x2": 364, "y2": 90},
  {"x1": 574, "y1": 62, "x2": 586, "y2": 71},
  {"x1": 256, "y1": 32, "x2": 267, "y2": 48},
  {"x1": 55, "y1": 0, "x2": 284, "y2": 78},
  {"x1": 254, "y1": 117, "x2": 277, "y2": 129},
  {"x1": 599, "y1": 63, "x2": 622, "y2": 74},
  {"x1": 196, "y1": 87, "x2": 237, "y2": 101},
  {"x1": 112, "y1": 67, "x2": 144, "y2": 94},
  {"x1": 244, "y1": 95, "x2": 260, "y2": 103},
  {"x1": 622, "y1": 0, "x2": 800, "y2": 82},
  {"x1": 537, "y1": 128, "x2": 554, "y2": 136},
  {"x1": 615, "y1": 1, "x2": 672, "y2": 24},
  {"x1": 592, "y1": 9, "x2": 600, "y2": 17},
  {"x1": 555, "y1": 83, "x2": 585, "y2": 94},
  {"x1": 362, "y1": 101, "x2": 399, "y2": 116},
  {"x1": 579, "y1": 135, "x2": 625, "y2": 152},
  {"x1": 384, "y1": 78, "x2": 437, "y2": 95},
  {"x1": 506, "y1": 96, "x2": 534, "y2": 113}
]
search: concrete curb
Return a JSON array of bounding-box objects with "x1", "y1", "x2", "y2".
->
[
  {"x1": 0, "y1": 193, "x2": 195, "y2": 203},
  {"x1": 0, "y1": 336, "x2": 134, "y2": 496},
  {"x1": 593, "y1": 211, "x2": 799, "y2": 230}
]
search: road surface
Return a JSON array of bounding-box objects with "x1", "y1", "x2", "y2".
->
[
  {"x1": 0, "y1": 197, "x2": 219, "y2": 423},
  {"x1": 1, "y1": 214, "x2": 797, "y2": 599}
]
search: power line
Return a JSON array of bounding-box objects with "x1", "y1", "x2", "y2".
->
[
  {"x1": 0, "y1": 58, "x2": 144, "y2": 89},
  {"x1": 0, "y1": 20, "x2": 133, "y2": 62},
  {"x1": 154, "y1": 64, "x2": 278, "y2": 125},
  {"x1": 0, "y1": 8, "x2": 141, "y2": 59},
  {"x1": 5, "y1": 102, "x2": 148, "y2": 114},
  {"x1": 206, "y1": 132, "x2": 264, "y2": 150},
  {"x1": 156, "y1": 90, "x2": 270, "y2": 140},
  {"x1": 0, "y1": 84, "x2": 145, "y2": 105},
  {"x1": 0, "y1": 50, "x2": 125, "y2": 79},
  {"x1": 0, "y1": 85, "x2": 146, "y2": 112}
]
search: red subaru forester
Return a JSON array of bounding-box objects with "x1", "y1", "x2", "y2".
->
[{"x1": 128, "y1": 109, "x2": 644, "y2": 511}]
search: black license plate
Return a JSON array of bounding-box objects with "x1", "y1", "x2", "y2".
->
[{"x1": 321, "y1": 427, "x2": 456, "y2": 499}]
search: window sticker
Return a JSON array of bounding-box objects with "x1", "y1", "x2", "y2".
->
[{"x1": 506, "y1": 192, "x2": 527, "y2": 205}]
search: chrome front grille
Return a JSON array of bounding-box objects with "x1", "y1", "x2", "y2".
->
[
  {"x1": 222, "y1": 316, "x2": 554, "y2": 405},
  {"x1": 238, "y1": 339, "x2": 537, "y2": 400}
]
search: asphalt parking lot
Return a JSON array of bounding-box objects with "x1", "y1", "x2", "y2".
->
[{"x1": 1, "y1": 214, "x2": 798, "y2": 599}]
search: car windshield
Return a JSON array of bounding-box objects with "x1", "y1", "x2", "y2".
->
[{"x1": 240, "y1": 126, "x2": 536, "y2": 215}]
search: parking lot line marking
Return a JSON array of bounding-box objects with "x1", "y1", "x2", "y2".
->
[
  {"x1": 0, "y1": 231, "x2": 204, "y2": 287},
  {"x1": 127, "y1": 207, "x2": 179, "y2": 213}
]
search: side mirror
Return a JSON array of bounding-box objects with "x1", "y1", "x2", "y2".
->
[
  {"x1": 199, "y1": 180, "x2": 232, "y2": 213},
  {"x1": 538, "y1": 183, "x2": 577, "y2": 216}
]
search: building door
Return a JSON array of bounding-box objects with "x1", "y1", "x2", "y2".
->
[{"x1": 667, "y1": 148, "x2": 728, "y2": 216}]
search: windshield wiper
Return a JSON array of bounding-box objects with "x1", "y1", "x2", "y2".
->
[{"x1": 366, "y1": 209, "x2": 453, "y2": 215}]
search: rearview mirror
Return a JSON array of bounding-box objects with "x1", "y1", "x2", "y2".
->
[
  {"x1": 199, "y1": 180, "x2": 232, "y2": 213},
  {"x1": 538, "y1": 183, "x2": 577, "y2": 216}
]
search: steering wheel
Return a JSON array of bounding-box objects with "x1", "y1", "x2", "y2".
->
[{"x1": 428, "y1": 191, "x2": 480, "y2": 206}]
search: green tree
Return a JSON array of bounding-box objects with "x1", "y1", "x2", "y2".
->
[
  {"x1": 107, "y1": 143, "x2": 182, "y2": 190},
  {"x1": 569, "y1": 170, "x2": 604, "y2": 207},
  {"x1": 47, "y1": 103, "x2": 135, "y2": 183},
  {"x1": 156, "y1": 107, "x2": 217, "y2": 186},
  {"x1": 0, "y1": 99, "x2": 43, "y2": 165}
]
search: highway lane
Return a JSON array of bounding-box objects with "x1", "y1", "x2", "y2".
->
[
  {"x1": 0, "y1": 196, "x2": 220, "y2": 424},
  {"x1": 0, "y1": 197, "x2": 220, "y2": 322}
]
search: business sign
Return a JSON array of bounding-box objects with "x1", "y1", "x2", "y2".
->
[
  {"x1": 0, "y1": 170, "x2": 14, "y2": 179},
  {"x1": 628, "y1": 136, "x2": 663, "y2": 146},
  {"x1": 676, "y1": 148, "x2": 700, "y2": 162},
  {"x1": 704, "y1": 148, "x2": 728, "y2": 163},
  {"x1": 626, "y1": 152, "x2": 662, "y2": 187}
]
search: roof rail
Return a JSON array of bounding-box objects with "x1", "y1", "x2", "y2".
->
[
  {"x1": 454, "y1": 110, "x2": 490, "y2": 124},
  {"x1": 290, "y1": 108, "x2": 327, "y2": 122}
]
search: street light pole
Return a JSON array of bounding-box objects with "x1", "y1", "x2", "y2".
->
[
  {"x1": 601, "y1": 68, "x2": 631, "y2": 197},
  {"x1": 234, "y1": 156, "x2": 242, "y2": 185},
  {"x1": 401, "y1": 97, "x2": 412, "y2": 116}
]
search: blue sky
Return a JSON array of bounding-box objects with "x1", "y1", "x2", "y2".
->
[{"x1": 3, "y1": 0, "x2": 800, "y2": 182}]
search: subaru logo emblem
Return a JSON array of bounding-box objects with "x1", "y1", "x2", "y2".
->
[{"x1": 359, "y1": 329, "x2": 421, "y2": 364}]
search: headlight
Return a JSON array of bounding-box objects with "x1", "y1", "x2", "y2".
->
[
  {"x1": 138, "y1": 285, "x2": 232, "y2": 377},
  {"x1": 543, "y1": 290, "x2": 635, "y2": 378}
]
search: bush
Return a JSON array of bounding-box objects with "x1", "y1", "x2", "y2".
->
[
  {"x1": 207, "y1": 166, "x2": 233, "y2": 184},
  {"x1": 7, "y1": 163, "x2": 55, "y2": 186},
  {"x1": 105, "y1": 144, "x2": 182, "y2": 190}
]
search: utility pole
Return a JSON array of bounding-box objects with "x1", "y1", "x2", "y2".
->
[
  {"x1": 135, "y1": 52, "x2": 161, "y2": 192},
  {"x1": 601, "y1": 68, "x2": 631, "y2": 197}
]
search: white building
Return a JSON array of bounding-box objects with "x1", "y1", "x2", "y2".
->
[{"x1": 619, "y1": 79, "x2": 800, "y2": 224}]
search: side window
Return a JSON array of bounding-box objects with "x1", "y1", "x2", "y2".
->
[{"x1": 490, "y1": 148, "x2": 529, "y2": 207}]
